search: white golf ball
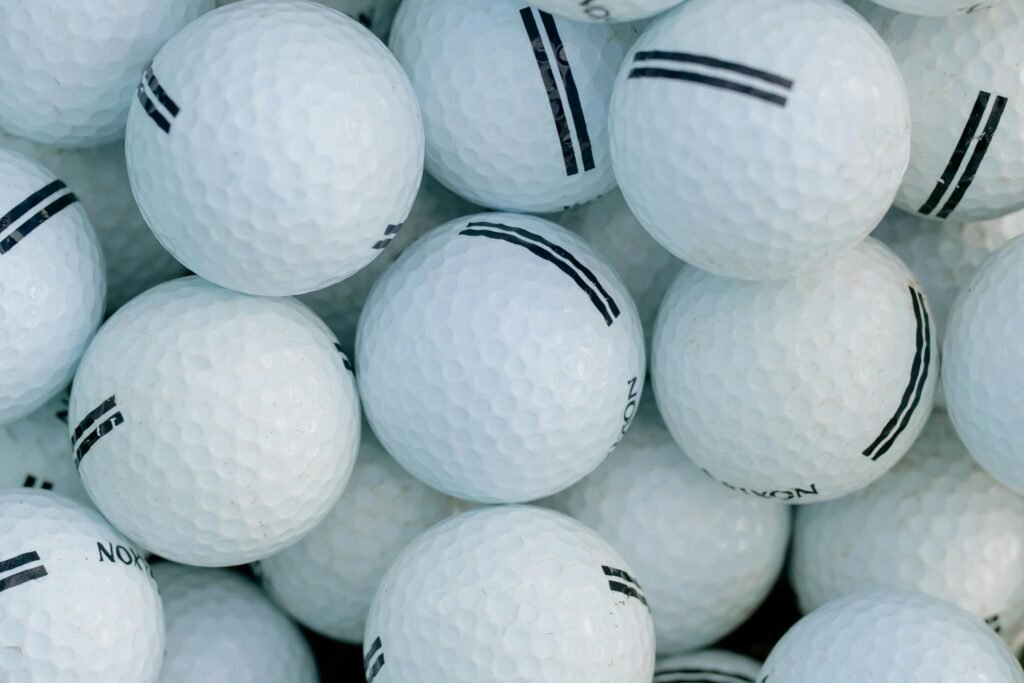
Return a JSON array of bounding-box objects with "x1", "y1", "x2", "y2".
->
[
  {"x1": 357, "y1": 212, "x2": 645, "y2": 503},
  {"x1": 791, "y1": 409, "x2": 1024, "y2": 641},
  {"x1": 125, "y1": 0, "x2": 424, "y2": 296},
  {"x1": 610, "y1": 0, "x2": 909, "y2": 281},
  {"x1": 653, "y1": 238, "x2": 937, "y2": 503},
  {"x1": 0, "y1": 393, "x2": 90, "y2": 506},
  {"x1": 0, "y1": 490, "x2": 164, "y2": 682},
  {"x1": 944, "y1": 234, "x2": 1024, "y2": 496},
  {"x1": 760, "y1": 591, "x2": 1024, "y2": 682},
  {"x1": 0, "y1": 130, "x2": 186, "y2": 313},
  {"x1": 0, "y1": 0, "x2": 213, "y2": 147},
  {"x1": 0, "y1": 147, "x2": 105, "y2": 425},
  {"x1": 389, "y1": 0, "x2": 627, "y2": 213},
  {"x1": 364, "y1": 505, "x2": 655, "y2": 683},
  {"x1": 153, "y1": 562, "x2": 318, "y2": 683},
  {"x1": 256, "y1": 428, "x2": 466, "y2": 643},
  {"x1": 655, "y1": 650, "x2": 762, "y2": 682},
  {"x1": 545, "y1": 398, "x2": 791, "y2": 656},
  {"x1": 298, "y1": 173, "x2": 479, "y2": 354},
  {"x1": 216, "y1": 0, "x2": 401, "y2": 38},
  {"x1": 528, "y1": 0, "x2": 685, "y2": 23},
  {"x1": 864, "y1": 0, "x2": 1006, "y2": 16},
  {"x1": 68, "y1": 276, "x2": 361, "y2": 566},
  {"x1": 557, "y1": 189, "x2": 682, "y2": 352},
  {"x1": 858, "y1": 1, "x2": 1024, "y2": 222}
]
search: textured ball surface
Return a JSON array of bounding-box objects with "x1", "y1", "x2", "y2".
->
[
  {"x1": 866, "y1": 0, "x2": 1006, "y2": 15},
  {"x1": 364, "y1": 505, "x2": 656, "y2": 683},
  {"x1": 653, "y1": 238, "x2": 937, "y2": 503},
  {"x1": 154, "y1": 562, "x2": 318, "y2": 683},
  {"x1": 759, "y1": 591, "x2": 1024, "y2": 682},
  {"x1": 0, "y1": 490, "x2": 164, "y2": 682},
  {"x1": 791, "y1": 410, "x2": 1024, "y2": 641},
  {"x1": 528, "y1": 0, "x2": 685, "y2": 22},
  {"x1": 611, "y1": 0, "x2": 909, "y2": 281},
  {"x1": 0, "y1": 0, "x2": 213, "y2": 146},
  {"x1": 357, "y1": 212, "x2": 645, "y2": 503},
  {"x1": 655, "y1": 649, "x2": 762, "y2": 682},
  {"x1": 944, "y1": 234, "x2": 1024, "y2": 495},
  {"x1": 545, "y1": 398, "x2": 790, "y2": 655},
  {"x1": 69, "y1": 276, "x2": 361, "y2": 566},
  {"x1": 0, "y1": 148, "x2": 105, "y2": 425},
  {"x1": 125, "y1": 0, "x2": 424, "y2": 295},
  {"x1": 860, "y1": 1, "x2": 1024, "y2": 222},
  {"x1": 256, "y1": 428, "x2": 466, "y2": 643},
  {"x1": 389, "y1": 0, "x2": 627, "y2": 212},
  {"x1": 216, "y1": 0, "x2": 401, "y2": 38}
]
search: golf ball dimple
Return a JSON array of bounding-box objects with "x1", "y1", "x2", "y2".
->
[{"x1": 527, "y1": 0, "x2": 686, "y2": 23}]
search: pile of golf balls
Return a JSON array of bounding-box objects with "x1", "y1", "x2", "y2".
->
[{"x1": 3, "y1": 0, "x2": 1024, "y2": 681}]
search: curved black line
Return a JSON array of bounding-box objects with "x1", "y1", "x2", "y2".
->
[
  {"x1": 634, "y1": 51, "x2": 793, "y2": 89},
  {"x1": 918, "y1": 91, "x2": 989, "y2": 215},
  {"x1": 628, "y1": 68, "x2": 787, "y2": 107}
]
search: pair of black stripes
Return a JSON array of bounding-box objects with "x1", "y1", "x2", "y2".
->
[
  {"x1": 520, "y1": 7, "x2": 595, "y2": 176},
  {"x1": 654, "y1": 667, "x2": 755, "y2": 683},
  {"x1": 0, "y1": 180, "x2": 79, "y2": 256},
  {"x1": 862, "y1": 287, "x2": 931, "y2": 461},
  {"x1": 0, "y1": 551, "x2": 47, "y2": 594},
  {"x1": 72, "y1": 396, "x2": 124, "y2": 468},
  {"x1": 918, "y1": 90, "x2": 1007, "y2": 219},
  {"x1": 372, "y1": 223, "x2": 404, "y2": 250},
  {"x1": 603, "y1": 565, "x2": 649, "y2": 609},
  {"x1": 22, "y1": 475, "x2": 53, "y2": 490},
  {"x1": 364, "y1": 636, "x2": 385, "y2": 683},
  {"x1": 629, "y1": 51, "x2": 793, "y2": 108},
  {"x1": 459, "y1": 221, "x2": 619, "y2": 326},
  {"x1": 137, "y1": 63, "x2": 179, "y2": 134}
]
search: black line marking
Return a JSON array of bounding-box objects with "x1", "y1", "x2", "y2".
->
[
  {"x1": 0, "y1": 551, "x2": 40, "y2": 574},
  {"x1": 144, "y1": 64, "x2": 179, "y2": 117},
  {"x1": 461, "y1": 224, "x2": 615, "y2": 326},
  {"x1": 540, "y1": 11, "x2": 594, "y2": 172},
  {"x1": 634, "y1": 51, "x2": 793, "y2": 89},
  {"x1": 863, "y1": 288, "x2": 930, "y2": 460},
  {"x1": 22, "y1": 476, "x2": 53, "y2": 490},
  {"x1": 74, "y1": 413, "x2": 124, "y2": 467},
  {"x1": 608, "y1": 580, "x2": 649, "y2": 607},
  {"x1": 521, "y1": 8, "x2": 579, "y2": 176},
  {"x1": 0, "y1": 180, "x2": 66, "y2": 234},
  {"x1": 333, "y1": 344, "x2": 354, "y2": 372},
  {"x1": 602, "y1": 565, "x2": 642, "y2": 587},
  {"x1": 987, "y1": 614, "x2": 1003, "y2": 634},
  {"x1": 372, "y1": 224, "x2": 404, "y2": 250},
  {"x1": 936, "y1": 95, "x2": 1007, "y2": 218},
  {"x1": 0, "y1": 187, "x2": 78, "y2": 256},
  {"x1": 73, "y1": 396, "x2": 118, "y2": 444},
  {"x1": 364, "y1": 637, "x2": 382, "y2": 670},
  {"x1": 0, "y1": 566, "x2": 47, "y2": 593},
  {"x1": 467, "y1": 221, "x2": 619, "y2": 319},
  {"x1": 628, "y1": 68, "x2": 787, "y2": 107},
  {"x1": 364, "y1": 637, "x2": 385, "y2": 682},
  {"x1": 654, "y1": 668, "x2": 755, "y2": 683},
  {"x1": 137, "y1": 84, "x2": 170, "y2": 134}
]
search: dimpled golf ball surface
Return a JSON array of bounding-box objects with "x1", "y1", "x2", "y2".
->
[
  {"x1": 759, "y1": 591, "x2": 1024, "y2": 682},
  {"x1": 545, "y1": 398, "x2": 791, "y2": 655},
  {"x1": 364, "y1": 505, "x2": 655, "y2": 683},
  {"x1": 0, "y1": 131, "x2": 186, "y2": 313},
  {"x1": 154, "y1": 562, "x2": 318, "y2": 683},
  {"x1": 653, "y1": 238, "x2": 937, "y2": 503},
  {"x1": 357, "y1": 212, "x2": 645, "y2": 503},
  {"x1": 944, "y1": 234, "x2": 1024, "y2": 496},
  {"x1": 216, "y1": 0, "x2": 401, "y2": 39},
  {"x1": 0, "y1": 0, "x2": 213, "y2": 147},
  {"x1": 557, "y1": 189, "x2": 682, "y2": 350},
  {"x1": 529, "y1": 0, "x2": 685, "y2": 22},
  {"x1": 256, "y1": 428, "x2": 466, "y2": 643},
  {"x1": 859, "y1": 1, "x2": 1024, "y2": 222},
  {"x1": 610, "y1": 0, "x2": 909, "y2": 281},
  {"x1": 125, "y1": 0, "x2": 424, "y2": 296},
  {"x1": 68, "y1": 276, "x2": 361, "y2": 566},
  {"x1": 655, "y1": 649, "x2": 762, "y2": 682},
  {"x1": 0, "y1": 490, "x2": 164, "y2": 682},
  {"x1": 389, "y1": 0, "x2": 627, "y2": 213},
  {"x1": 867, "y1": 0, "x2": 1006, "y2": 15},
  {"x1": 0, "y1": 148, "x2": 105, "y2": 425},
  {"x1": 0, "y1": 393, "x2": 91, "y2": 506},
  {"x1": 791, "y1": 410, "x2": 1024, "y2": 639},
  {"x1": 299, "y1": 174, "x2": 479, "y2": 354}
]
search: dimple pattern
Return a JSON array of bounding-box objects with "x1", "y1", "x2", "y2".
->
[
  {"x1": 652, "y1": 238, "x2": 937, "y2": 503},
  {"x1": 0, "y1": 131, "x2": 186, "y2": 312},
  {"x1": 0, "y1": 148, "x2": 105, "y2": 425},
  {"x1": 791, "y1": 410, "x2": 1024, "y2": 642},
  {"x1": 0, "y1": 0, "x2": 213, "y2": 147},
  {"x1": 610, "y1": 0, "x2": 910, "y2": 281},
  {"x1": 216, "y1": 0, "x2": 401, "y2": 39},
  {"x1": 943, "y1": 234, "x2": 1024, "y2": 495},
  {"x1": 544, "y1": 398, "x2": 791, "y2": 656},
  {"x1": 759, "y1": 591, "x2": 1024, "y2": 682},
  {"x1": 69, "y1": 276, "x2": 361, "y2": 566},
  {"x1": 529, "y1": 0, "x2": 686, "y2": 22},
  {"x1": 154, "y1": 562, "x2": 318, "y2": 683},
  {"x1": 0, "y1": 490, "x2": 164, "y2": 682},
  {"x1": 256, "y1": 428, "x2": 467, "y2": 643},
  {"x1": 299, "y1": 173, "x2": 479, "y2": 354},
  {"x1": 859, "y1": 1, "x2": 1024, "y2": 222},
  {"x1": 364, "y1": 505, "x2": 656, "y2": 683},
  {"x1": 357, "y1": 212, "x2": 645, "y2": 503},
  {"x1": 655, "y1": 649, "x2": 762, "y2": 682},
  {"x1": 125, "y1": 0, "x2": 424, "y2": 296},
  {"x1": 867, "y1": 0, "x2": 1006, "y2": 15},
  {"x1": 389, "y1": 0, "x2": 627, "y2": 213},
  {"x1": 557, "y1": 189, "x2": 682, "y2": 353}
]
